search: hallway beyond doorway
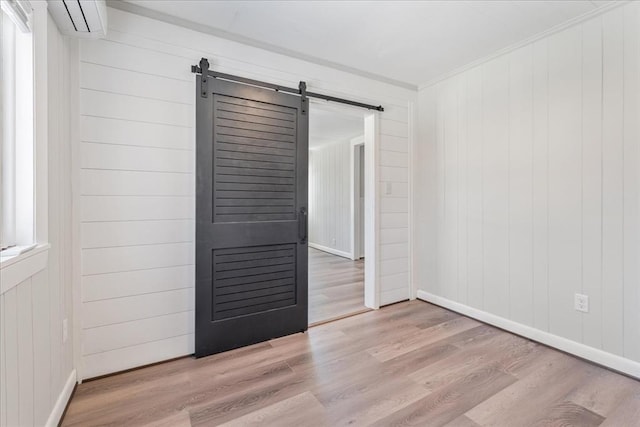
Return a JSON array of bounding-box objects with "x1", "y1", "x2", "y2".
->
[{"x1": 308, "y1": 248, "x2": 366, "y2": 324}]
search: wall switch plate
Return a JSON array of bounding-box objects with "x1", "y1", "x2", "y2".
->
[
  {"x1": 63, "y1": 318, "x2": 68, "y2": 343},
  {"x1": 574, "y1": 294, "x2": 589, "y2": 313},
  {"x1": 385, "y1": 182, "x2": 392, "y2": 195}
]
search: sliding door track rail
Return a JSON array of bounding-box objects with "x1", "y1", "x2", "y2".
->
[{"x1": 191, "y1": 57, "x2": 384, "y2": 112}]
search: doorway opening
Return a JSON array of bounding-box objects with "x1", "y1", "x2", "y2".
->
[{"x1": 308, "y1": 102, "x2": 376, "y2": 325}]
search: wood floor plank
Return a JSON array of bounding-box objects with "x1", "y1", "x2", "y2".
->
[
  {"x1": 530, "y1": 401, "x2": 605, "y2": 427},
  {"x1": 600, "y1": 391, "x2": 640, "y2": 426},
  {"x1": 445, "y1": 415, "x2": 482, "y2": 427},
  {"x1": 565, "y1": 368, "x2": 640, "y2": 417},
  {"x1": 371, "y1": 365, "x2": 518, "y2": 426},
  {"x1": 408, "y1": 332, "x2": 528, "y2": 391},
  {"x1": 65, "y1": 360, "x2": 296, "y2": 426},
  {"x1": 465, "y1": 352, "x2": 596, "y2": 426},
  {"x1": 286, "y1": 340, "x2": 381, "y2": 375},
  {"x1": 61, "y1": 300, "x2": 640, "y2": 427},
  {"x1": 327, "y1": 376, "x2": 431, "y2": 426},
  {"x1": 437, "y1": 324, "x2": 501, "y2": 347},
  {"x1": 187, "y1": 373, "x2": 313, "y2": 426},
  {"x1": 381, "y1": 341, "x2": 459, "y2": 378},
  {"x1": 141, "y1": 410, "x2": 192, "y2": 427},
  {"x1": 367, "y1": 316, "x2": 480, "y2": 362},
  {"x1": 218, "y1": 391, "x2": 328, "y2": 427}
]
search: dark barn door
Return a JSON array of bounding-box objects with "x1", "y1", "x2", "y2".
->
[{"x1": 195, "y1": 76, "x2": 308, "y2": 358}]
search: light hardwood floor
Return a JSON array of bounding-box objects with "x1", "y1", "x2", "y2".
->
[
  {"x1": 62, "y1": 301, "x2": 640, "y2": 426},
  {"x1": 309, "y1": 247, "x2": 366, "y2": 324}
]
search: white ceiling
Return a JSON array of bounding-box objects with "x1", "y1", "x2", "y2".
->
[
  {"x1": 309, "y1": 106, "x2": 363, "y2": 149},
  {"x1": 118, "y1": 0, "x2": 611, "y2": 88}
]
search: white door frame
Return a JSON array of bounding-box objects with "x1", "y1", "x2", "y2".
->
[
  {"x1": 308, "y1": 100, "x2": 380, "y2": 310},
  {"x1": 362, "y1": 113, "x2": 380, "y2": 309},
  {"x1": 350, "y1": 138, "x2": 364, "y2": 261}
]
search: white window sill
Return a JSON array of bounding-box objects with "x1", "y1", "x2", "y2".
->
[
  {"x1": 1, "y1": 243, "x2": 37, "y2": 261},
  {"x1": 0, "y1": 243, "x2": 50, "y2": 294}
]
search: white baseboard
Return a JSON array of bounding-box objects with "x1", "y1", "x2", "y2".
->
[
  {"x1": 416, "y1": 290, "x2": 640, "y2": 380},
  {"x1": 45, "y1": 369, "x2": 77, "y2": 427},
  {"x1": 308, "y1": 242, "x2": 352, "y2": 260}
]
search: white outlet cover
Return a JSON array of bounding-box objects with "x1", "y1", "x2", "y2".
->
[{"x1": 574, "y1": 294, "x2": 589, "y2": 313}]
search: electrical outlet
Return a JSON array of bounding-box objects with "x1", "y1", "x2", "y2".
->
[
  {"x1": 385, "y1": 182, "x2": 392, "y2": 195},
  {"x1": 574, "y1": 294, "x2": 589, "y2": 313},
  {"x1": 62, "y1": 318, "x2": 68, "y2": 343}
]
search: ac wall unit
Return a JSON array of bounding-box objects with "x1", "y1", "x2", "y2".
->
[{"x1": 48, "y1": 0, "x2": 107, "y2": 39}]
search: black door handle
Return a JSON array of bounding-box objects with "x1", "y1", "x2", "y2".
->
[{"x1": 299, "y1": 207, "x2": 307, "y2": 244}]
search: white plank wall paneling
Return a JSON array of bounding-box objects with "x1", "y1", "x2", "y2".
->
[
  {"x1": 581, "y1": 16, "x2": 603, "y2": 350},
  {"x1": 415, "y1": 2, "x2": 640, "y2": 369},
  {"x1": 0, "y1": 15, "x2": 76, "y2": 427},
  {"x1": 601, "y1": 7, "x2": 625, "y2": 358},
  {"x1": 77, "y1": 6, "x2": 415, "y2": 378},
  {"x1": 622, "y1": 0, "x2": 640, "y2": 362},
  {"x1": 309, "y1": 139, "x2": 352, "y2": 256},
  {"x1": 465, "y1": 67, "x2": 483, "y2": 310},
  {"x1": 547, "y1": 25, "x2": 583, "y2": 343},
  {"x1": 531, "y1": 37, "x2": 550, "y2": 334}
]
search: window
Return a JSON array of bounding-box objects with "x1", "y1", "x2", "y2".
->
[{"x1": 1, "y1": 0, "x2": 34, "y2": 256}]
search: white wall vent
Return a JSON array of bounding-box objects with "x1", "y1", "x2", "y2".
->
[{"x1": 47, "y1": 0, "x2": 107, "y2": 39}]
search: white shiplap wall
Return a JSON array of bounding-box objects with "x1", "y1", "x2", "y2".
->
[
  {"x1": 415, "y1": 2, "x2": 640, "y2": 367},
  {"x1": 77, "y1": 7, "x2": 415, "y2": 379},
  {"x1": 309, "y1": 139, "x2": 352, "y2": 257},
  {"x1": 0, "y1": 14, "x2": 76, "y2": 427}
]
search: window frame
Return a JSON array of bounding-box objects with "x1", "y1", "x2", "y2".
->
[{"x1": 1, "y1": 0, "x2": 41, "y2": 260}]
